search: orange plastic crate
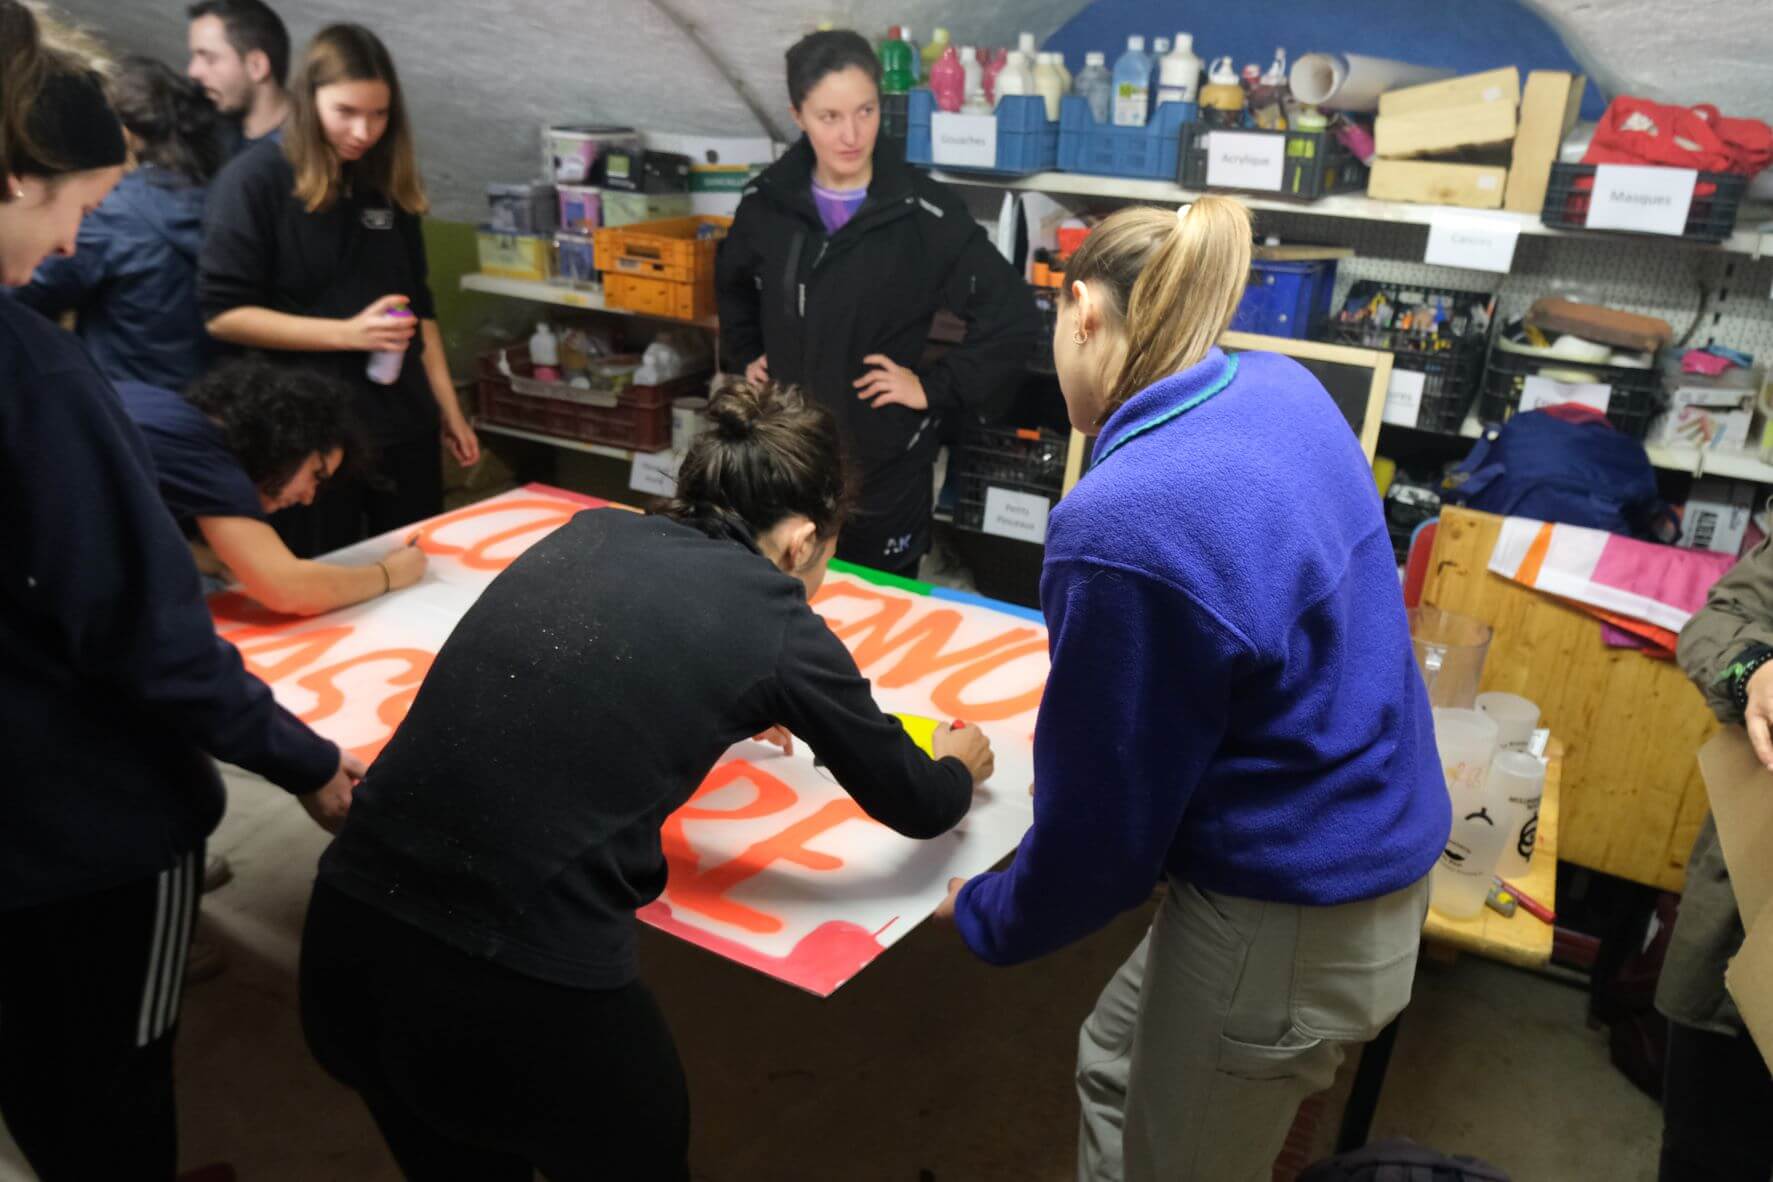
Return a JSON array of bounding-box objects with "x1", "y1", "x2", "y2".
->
[
  {"x1": 593, "y1": 215, "x2": 731, "y2": 285},
  {"x1": 603, "y1": 271, "x2": 715, "y2": 322}
]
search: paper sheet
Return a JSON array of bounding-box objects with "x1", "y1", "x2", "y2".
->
[
  {"x1": 211, "y1": 485, "x2": 1045, "y2": 996},
  {"x1": 1288, "y1": 53, "x2": 1453, "y2": 113}
]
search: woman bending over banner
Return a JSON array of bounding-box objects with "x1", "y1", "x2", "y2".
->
[
  {"x1": 299, "y1": 379, "x2": 995, "y2": 1180},
  {"x1": 941, "y1": 198, "x2": 1452, "y2": 1182},
  {"x1": 120, "y1": 357, "x2": 428, "y2": 615}
]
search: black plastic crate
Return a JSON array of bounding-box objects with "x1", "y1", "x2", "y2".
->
[
  {"x1": 1479, "y1": 344, "x2": 1664, "y2": 439},
  {"x1": 1541, "y1": 163, "x2": 1747, "y2": 244},
  {"x1": 1321, "y1": 281, "x2": 1495, "y2": 434},
  {"x1": 1178, "y1": 124, "x2": 1368, "y2": 201},
  {"x1": 950, "y1": 425, "x2": 1069, "y2": 534}
]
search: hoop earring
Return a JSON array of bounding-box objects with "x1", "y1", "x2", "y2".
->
[{"x1": 1072, "y1": 329, "x2": 1088, "y2": 346}]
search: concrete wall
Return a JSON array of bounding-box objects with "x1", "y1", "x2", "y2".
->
[{"x1": 50, "y1": 0, "x2": 1773, "y2": 221}]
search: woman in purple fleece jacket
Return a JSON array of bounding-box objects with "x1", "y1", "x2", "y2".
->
[{"x1": 939, "y1": 198, "x2": 1451, "y2": 1182}]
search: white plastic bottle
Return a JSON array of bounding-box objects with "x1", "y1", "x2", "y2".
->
[
  {"x1": 1017, "y1": 31, "x2": 1037, "y2": 59},
  {"x1": 958, "y1": 45, "x2": 984, "y2": 103},
  {"x1": 902, "y1": 27, "x2": 920, "y2": 83},
  {"x1": 365, "y1": 301, "x2": 415, "y2": 385},
  {"x1": 1031, "y1": 52, "x2": 1065, "y2": 121},
  {"x1": 1046, "y1": 51, "x2": 1072, "y2": 92},
  {"x1": 529, "y1": 320, "x2": 561, "y2": 382},
  {"x1": 1073, "y1": 51, "x2": 1112, "y2": 125},
  {"x1": 1157, "y1": 32, "x2": 1204, "y2": 107},
  {"x1": 1111, "y1": 35, "x2": 1153, "y2": 127},
  {"x1": 1149, "y1": 37, "x2": 1171, "y2": 94},
  {"x1": 994, "y1": 50, "x2": 1035, "y2": 108}
]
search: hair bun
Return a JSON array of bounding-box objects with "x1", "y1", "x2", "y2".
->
[{"x1": 705, "y1": 377, "x2": 807, "y2": 442}]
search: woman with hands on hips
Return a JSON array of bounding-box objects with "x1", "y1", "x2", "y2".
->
[
  {"x1": 200, "y1": 22, "x2": 477, "y2": 558},
  {"x1": 718, "y1": 29, "x2": 1041, "y2": 577}
]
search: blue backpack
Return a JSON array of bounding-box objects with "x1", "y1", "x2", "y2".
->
[{"x1": 1443, "y1": 408, "x2": 1676, "y2": 540}]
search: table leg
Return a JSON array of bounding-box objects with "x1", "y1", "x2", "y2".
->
[{"x1": 1335, "y1": 1014, "x2": 1402, "y2": 1153}]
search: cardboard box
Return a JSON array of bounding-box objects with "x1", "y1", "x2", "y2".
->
[
  {"x1": 1368, "y1": 159, "x2": 1509, "y2": 209},
  {"x1": 1375, "y1": 99, "x2": 1518, "y2": 159},
  {"x1": 1505, "y1": 71, "x2": 1587, "y2": 213},
  {"x1": 1680, "y1": 477, "x2": 1756, "y2": 554},
  {"x1": 1378, "y1": 67, "x2": 1521, "y2": 117},
  {"x1": 1695, "y1": 731, "x2": 1773, "y2": 1068},
  {"x1": 1527, "y1": 298, "x2": 1673, "y2": 353}
]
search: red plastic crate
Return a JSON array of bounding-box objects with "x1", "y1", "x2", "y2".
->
[{"x1": 475, "y1": 344, "x2": 707, "y2": 452}]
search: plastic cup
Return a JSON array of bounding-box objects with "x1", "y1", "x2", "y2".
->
[
  {"x1": 1430, "y1": 707, "x2": 1503, "y2": 919},
  {"x1": 1477, "y1": 692, "x2": 1540, "y2": 752},
  {"x1": 1410, "y1": 606, "x2": 1492, "y2": 709},
  {"x1": 1490, "y1": 750, "x2": 1547, "y2": 881}
]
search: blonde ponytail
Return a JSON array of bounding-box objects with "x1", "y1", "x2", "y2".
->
[{"x1": 1063, "y1": 195, "x2": 1253, "y2": 422}]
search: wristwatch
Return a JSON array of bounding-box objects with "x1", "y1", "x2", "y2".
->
[{"x1": 1722, "y1": 642, "x2": 1773, "y2": 714}]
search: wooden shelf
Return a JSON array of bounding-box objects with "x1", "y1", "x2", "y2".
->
[
  {"x1": 459, "y1": 274, "x2": 719, "y2": 329},
  {"x1": 475, "y1": 419, "x2": 634, "y2": 460},
  {"x1": 930, "y1": 169, "x2": 1773, "y2": 257}
]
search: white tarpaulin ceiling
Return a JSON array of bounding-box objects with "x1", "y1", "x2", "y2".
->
[{"x1": 59, "y1": 1, "x2": 1773, "y2": 222}]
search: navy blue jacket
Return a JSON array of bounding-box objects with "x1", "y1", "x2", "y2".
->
[
  {"x1": 0, "y1": 297, "x2": 338, "y2": 911},
  {"x1": 956, "y1": 348, "x2": 1451, "y2": 965},
  {"x1": 14, "y1": 165, "x2": 211, "y2": 389}
]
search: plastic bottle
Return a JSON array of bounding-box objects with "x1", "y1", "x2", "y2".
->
[
  {"x1": 994, "y1": 50, "x2": 1035, "y2": 108},
  {"x1": 958, "y1": 45, "x2": 984, "y2": 103},
  {"x1": 1198, "y1": 55, "x2": 1246, "y2": 129},
  {"x1": 902, "y1": 27, "x2": 920, "y2": 83},
  {"x1": 1017, "y1": 32, "x2": 1037, "y2": 59},
  {"x1": 1111, "y1": 35, "x2": 1152, "y2": 127},
  {"x1": 1249, "y1": 47, "x2": 1290, "y2": 130},
  {"x1": 1031, "y1": 52, "x2": 1065, "y2": 121},
  {"x1": 1073, "y1": 51, "x2": 1112, "y2": 125},
  {"x1": 929, "y1": 44, "x2": 966, "y2": 113},
  {"x1": 365, "y1": 301, "x2": 414, "y2": 385},
  {"x1": 981, "y1": 48, "x2": 1008, "y2": 105},
  {"x1": 1149, "y1": 37, "x2": 1170, "y2": 95},
  {"x1": 528, "y1": 321, "x2": 561, "y2": 383},
  {"x1": 1156, "y1": 32, "x2": 1203, "y2": 108},
  {"x1": 923, "y1": 27, "x2": 951, "y2": 77},
  {"x1": 879, "y1": 30, "x2": 914, "y2": 96},
  {"x1": 1046, "y1": 51, "x2": 1072, "y2": 92}
]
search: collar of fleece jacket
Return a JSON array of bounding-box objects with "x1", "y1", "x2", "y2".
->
[{"x1": 1088, "y1": 348, "x2": 1238, "y2": 474}]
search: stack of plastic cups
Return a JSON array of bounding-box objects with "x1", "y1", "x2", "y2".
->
[{"x1": 1477, "y1": 692, "x2": 1545, "y2": 879}]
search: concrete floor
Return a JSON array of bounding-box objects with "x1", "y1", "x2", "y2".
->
[{"x1": 1, "y1": 767, "x2": 1662, "y2": 1182}]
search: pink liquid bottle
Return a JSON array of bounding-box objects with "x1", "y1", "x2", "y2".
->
[
  {"x1": 929, "y1": 44, "x2": 966, "y2": 112},
  {"x1": 981, "y1": 47, "x2": 1009, "y2": 105}
]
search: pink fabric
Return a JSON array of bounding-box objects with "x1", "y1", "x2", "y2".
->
[
  {"x1": 1602, "y1": 622, "x2": 1650, "y2": 649},
  {"x1": 1589, "y1": 534, "x2": 1737, "y2": 615}
]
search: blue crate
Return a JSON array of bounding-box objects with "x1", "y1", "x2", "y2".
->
[
  {"x1": 905, "y1": 90, "x2": 1059, "y2": 176},
  {"x1": 1056, "y1": 95, "x2": 1197, "y2": 179},
  {"x1": 1231, "y1": 259, "x2": 1338, "y2": 339}
]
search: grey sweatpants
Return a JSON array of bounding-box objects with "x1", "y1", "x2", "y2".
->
[{"x1": 1076, "y1": 875, "x2": 1431, "y2": 1182}]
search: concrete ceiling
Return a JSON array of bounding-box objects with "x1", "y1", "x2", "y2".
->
[{"x1": 52, "y1": 0, "x2": 1773, "y2": 221}]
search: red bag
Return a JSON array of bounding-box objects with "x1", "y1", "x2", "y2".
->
[{"x1": 1584, "y1": 97, "x2": 1772, "y2": 176}]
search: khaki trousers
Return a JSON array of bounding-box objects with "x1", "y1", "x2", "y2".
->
[{"x1": 1076, "y1": 875, "x2": 1431, "y2": 1182}]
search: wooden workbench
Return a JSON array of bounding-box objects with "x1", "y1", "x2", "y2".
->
[
  {"x1": 1423, "y1": 508, "x2": 1715, "y2": 892},
  {"x1": 1422, "y1": 740, "x2": 1563, "y2": 969}
]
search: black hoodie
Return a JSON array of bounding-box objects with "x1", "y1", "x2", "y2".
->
[{"x1": 715, "y1": 139, "x2": 1040, "y2": 552}]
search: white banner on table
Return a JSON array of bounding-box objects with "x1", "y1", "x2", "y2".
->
[{"x1": 209, "y1": 485, "x2": 1044, "y2": 997}]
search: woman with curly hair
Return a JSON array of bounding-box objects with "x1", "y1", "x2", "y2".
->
[{"x1": 121, "y1": 355, "x2": 427, "y2": 615}]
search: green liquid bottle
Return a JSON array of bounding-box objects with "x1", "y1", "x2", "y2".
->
[{"x1": 880, "y1": 28, "x2": 914, "y2": 95}]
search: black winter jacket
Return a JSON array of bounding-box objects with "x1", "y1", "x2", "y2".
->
[{"x1": 715, "y1": 138, "x2": 1040, "y2": 477}]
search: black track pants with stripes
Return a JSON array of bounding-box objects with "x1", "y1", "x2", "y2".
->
[{"x1": 0, "y1": 848, "x2": 203, "y2": 1181}]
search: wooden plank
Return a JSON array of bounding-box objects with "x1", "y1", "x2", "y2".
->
[
  {"x1": 1424, "y1": 740, "x2": 1563, "y2": 968},
  {"x1": 1422, "y1": 508, "x2": 1714, "y2": 890}
]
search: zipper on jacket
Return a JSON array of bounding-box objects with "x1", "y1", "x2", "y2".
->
[{"x1": 782, "y1": 230, "x2": 806, "y2": 322}]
